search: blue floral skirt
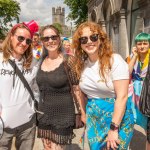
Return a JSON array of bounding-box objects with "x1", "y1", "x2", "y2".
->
[{"x1": 86, "y1": 97, "x2": 134, "y2": 150}]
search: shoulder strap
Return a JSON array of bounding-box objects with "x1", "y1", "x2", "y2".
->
[
  {"x1": 8, "y1": 59, "x2": 35, "y2": 100},
  {"x1": 8, "y1": 59, "x2": 44, "y2": 114},
  {"x1": 63, "y1": 60, "x2": 81, "y2": 114}
]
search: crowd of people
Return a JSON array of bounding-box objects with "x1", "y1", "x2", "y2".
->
[{"x1": 0, "y1": 19, "x2": 150, "y2": 150}]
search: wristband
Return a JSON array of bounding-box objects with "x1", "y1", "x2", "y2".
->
[{"x1": 110, "y1": 122, "x2": 119, "y2": 131}]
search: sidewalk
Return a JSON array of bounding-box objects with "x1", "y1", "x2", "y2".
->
[{"x1": 11, "y1": 125, "x2": 146, "y2": 150}]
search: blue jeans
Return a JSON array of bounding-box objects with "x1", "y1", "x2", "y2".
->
[{"x1": 0, "y1": 121, "x2": 36, "y2": 150}]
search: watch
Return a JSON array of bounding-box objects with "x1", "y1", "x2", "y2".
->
[{"x1": 110, "y1": 122, "x2": 119, "y2": 131}]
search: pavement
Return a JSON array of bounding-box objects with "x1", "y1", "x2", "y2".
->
[{"x1": 11, "y1": 125, "x2": 146, "y2": 150}]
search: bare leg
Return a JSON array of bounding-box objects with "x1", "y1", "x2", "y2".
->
[
  {"x1": 42, "y1": 138, "x2": 51, "y2": 150},
  {"x1": 51, "y1": 142, "x2": 66, "y2": 150}
]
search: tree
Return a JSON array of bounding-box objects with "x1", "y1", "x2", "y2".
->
[
  {"x1": 64, "y1": 0, "x2": 89, "y2": 26},
  {"x1": 0, "y1": 0, "x2": 20, "y2": 39},
  {"x1": 52, "y1": 23, "x2": 63, "y2": 34}
]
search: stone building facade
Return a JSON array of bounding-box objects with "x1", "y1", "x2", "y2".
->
[
  {"x1": 88, "y1": 0, "x2": 150, "y2": 59},
  {"x1": 52, "y1": 7, "x2": 72, "y2": 37},
  {"x1": 52, "y1": 7, "x2": 65, "y2": 25}
]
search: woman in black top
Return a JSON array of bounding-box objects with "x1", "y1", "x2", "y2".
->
[{"x1": 36, "y1": 25, "x2": 82, "y2": 150}]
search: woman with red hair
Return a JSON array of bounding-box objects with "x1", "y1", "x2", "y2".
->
[{"x1": 72, "y1": 21, "x2": 134, "y2": 150}]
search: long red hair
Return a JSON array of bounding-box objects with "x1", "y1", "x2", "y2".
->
[{"x1": 72, "y1": 21, "x2": 113, "y2": 81}]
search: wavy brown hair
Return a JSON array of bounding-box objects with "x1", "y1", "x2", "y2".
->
[
  {"x1": 72, "y1": 21, "x2": 113, "y2": 81},
  {"x1": 2, "y1": 23, "x2": 32, "y2": 69},
  {"x1": 40, "y1": 25, "x2": 62, "y2": 57}
]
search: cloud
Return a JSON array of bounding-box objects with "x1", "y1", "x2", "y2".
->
[{"x1": 16, "y1": 0, "x2": 72, "y2": 26}]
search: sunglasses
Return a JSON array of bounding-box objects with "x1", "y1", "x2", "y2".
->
[
  {"x1": 41, "y1": 35, "x2": 59, "y2": 42},
  {"x1": 79, "y1": 34, "x2": 99, "y2": 44},
  {"x1": 15, "y1": 35, "x2": 32, "y2": 45}
]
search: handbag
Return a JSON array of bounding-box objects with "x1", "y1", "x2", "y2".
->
[
  {"x1": 8, "y1": 59, "x2": 44, "y2": 115},
  {"x1": 63, "y1": 60, "x2": 84, "y2": 129},
  {"x1": 139, "y1": 56, "x2": 150, "y2": 117}
]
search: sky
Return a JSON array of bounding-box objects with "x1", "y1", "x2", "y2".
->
[{"x1": 15, "y1": 0, "x2": 72, "y2": 26}]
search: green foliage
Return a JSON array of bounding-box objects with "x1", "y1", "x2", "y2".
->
[
  {"x1": 64, "y1": 0, "x2": 89, "y2": 27},
  {"x1": 52, "y1": 23, "x2": 63, "y2": 34},
  {"x1": 0, "y1": 0, "x2": 20, "y2": 39}
]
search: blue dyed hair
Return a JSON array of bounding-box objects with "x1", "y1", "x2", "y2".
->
[{"x1": 135, "y1": 32, "x2": 150, "y2": 43}]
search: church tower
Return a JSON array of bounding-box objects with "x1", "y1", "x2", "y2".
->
[{"x1": 52, "y1": 7, "x2": 65, "y2": 25}]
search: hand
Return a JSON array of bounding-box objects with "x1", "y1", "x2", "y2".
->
[
  {"x1": 132, "y1": 47, "x2": 138, "y2": 57},
  {"x1": 81, "y1": 113, "x2": 86, "y2": 125},
  {"x1": 106, "y1": 130, "x2": 120, "y2": 150}
]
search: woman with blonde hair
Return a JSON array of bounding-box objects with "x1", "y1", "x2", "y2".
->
[
  {"x1": 62, "y1": 40, "x2": 74, "y2": 56},
  {"x1": 72, "y1": 21, "x2": 134, "y2": 150}
]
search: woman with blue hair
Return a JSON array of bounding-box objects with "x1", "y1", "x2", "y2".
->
[{"x1": 127, "y1": 32, "x2": 150, "y2": 149}]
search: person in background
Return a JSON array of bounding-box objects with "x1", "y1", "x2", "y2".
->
[
  {"x1": 32, "y1": 32, "x2": 43, "y2": 60},
  {"x1": 126, "y1": 32, "x2": 150, "y2": 150},
  {"x1": 72, "y1": 21, "x2": 134, "y2": 150},
  {"x1": 0, "y1": 20, "x2": 39, "y2": 150},
  {"x1": 36, "y1": 25, "x2": 82, "y2": 150},
  {"x1": 62, "y1": 40, "x2": 74, "y2": 56}
]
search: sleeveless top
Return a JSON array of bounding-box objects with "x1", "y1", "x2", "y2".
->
[{"x1": 36, "y1": 57, "x2": 78, "y2": 129}]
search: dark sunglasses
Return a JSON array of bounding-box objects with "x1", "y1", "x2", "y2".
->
[
  {"x1": 79, "y1": 34, "x2": 99, "y2": 44},
  {"x1": 15, "y1": 35, "x2": 32, "y2": 45},
  {"x1": 41, "y1": 35, "x2": 59, "y2": 42}
]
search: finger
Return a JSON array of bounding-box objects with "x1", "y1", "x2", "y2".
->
[
  {"x1": 110, "y1": 141, "x2": 115, "y2": 150},
  {"x1": 112, "y1": 140, "x2": 118, "y2": 149},
  {"x1": 116, "y1": 139, "x2": 120, "y2": 145},
  {"x1": 107, "y1": 141, "x2": 111, "y2": 150}
]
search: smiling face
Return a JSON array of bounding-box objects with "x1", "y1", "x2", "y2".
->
[
  {"x1": 11, "y1": 28, "x2": 31, "y2": 59},
  {"x1": 80, "y1": 27, "x2": 100, "y2": 60},
  {"x1": 63, "y1": 41, "x2": 71, "y2": 51},
  {"x1": 32, "y1": 34, "x2": 40, "y2": 47},
  {"x1": 42, "y1": 28, "x2": 60, "y2": 53}
]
